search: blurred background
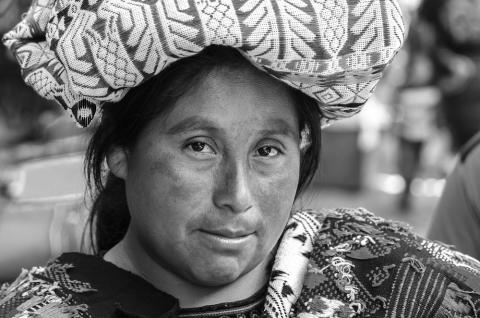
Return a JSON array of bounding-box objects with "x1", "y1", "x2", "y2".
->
[{"x1": 0, "y1": 0, "x2": 479, "y2": 284}]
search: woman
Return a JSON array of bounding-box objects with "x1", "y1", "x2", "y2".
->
[{"x1": 2, "y1": 1, "x2": 480, "y2": 317}]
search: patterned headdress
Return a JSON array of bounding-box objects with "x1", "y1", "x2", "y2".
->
[{"x1": 3, "y1": 0, "x2": 405, "y2": 127}]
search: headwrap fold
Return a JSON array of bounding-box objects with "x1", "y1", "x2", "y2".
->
[{"x1": 3, "y1": 0, "x2": 405, "y2": 127}]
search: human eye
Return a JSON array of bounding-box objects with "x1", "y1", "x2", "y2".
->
[
  {"x1": 255, "y1": 145, "x2": 281, "y2": 158},
  {"x1": 185, "y1": 141, "x2": 216, "y2": 156}
]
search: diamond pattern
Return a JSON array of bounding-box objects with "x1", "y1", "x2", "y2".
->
[
  {"x1": 315, "y1": 88, "x2": 341, "y2": 104},
  {"x1": 94, "y1": 36, "x2": 138, "y2": 88},
  {"x1": 3, "y1": 0, "x2": 405, "y2": 127},
  {"x1": 321, "y1": 0, "x2": 347, "y2": 53},
  {"x1": 201, "y1": 1, "x2": 237, "y2": 43},
  {"x1": 26, "y1": 69, "x2": 60, "y2": 99}
]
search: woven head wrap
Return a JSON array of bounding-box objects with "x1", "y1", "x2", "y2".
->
[{"x1": 3, "y1": 0, "x2": 405, "y2": 127}]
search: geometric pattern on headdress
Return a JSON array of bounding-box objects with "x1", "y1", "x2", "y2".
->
[{"x1": 3, "y1": 0, "x2": 405, "y2": 127}]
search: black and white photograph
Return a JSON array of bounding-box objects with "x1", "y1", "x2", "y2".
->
[{"x1": 0, "y1": 0, "x2": 479, "y2": 317}]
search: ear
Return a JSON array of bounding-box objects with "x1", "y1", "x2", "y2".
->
[{"x1": 107, "y1": 147, "x2": 128, "y2": 180}]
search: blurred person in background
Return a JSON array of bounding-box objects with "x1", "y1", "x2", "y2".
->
[
  {"x1": 394, "y1": 11, "x2": 442, "y2": 211},
  {"x1": 1, "y1": 1, "x2": 480, "y2": 318},
  {"x1": 428, "y1": 131, "x2": 480, "y2": 260},
  {"x1": 418, "y1": 0, "x2": 480, "y2": 151}
]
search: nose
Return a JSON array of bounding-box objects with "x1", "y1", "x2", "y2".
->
[{"x1": 213, "y1": 159, "x2": 254, "y2": 214}]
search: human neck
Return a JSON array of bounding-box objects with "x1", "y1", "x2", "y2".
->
[{"x1": 103, "y1": 234, "x2": 270, "y2": 308}]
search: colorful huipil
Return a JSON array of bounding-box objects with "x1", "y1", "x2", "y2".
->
[{"x1": 1, "y1": 208, "x2": 480, "y2": 318}]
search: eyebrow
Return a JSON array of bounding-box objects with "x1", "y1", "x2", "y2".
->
[
  {"x1": 166, "y1": 116, "x2": 298, "y2": 139},
  {"x1": 166, "y1": 116, "x2": 220, "y2": 135},
  {"x1": 257, "y1": 118, "x2": 299, "y2": 140}
]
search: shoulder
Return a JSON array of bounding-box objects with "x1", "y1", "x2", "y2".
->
[
  {"x1": 454, "y1": 132, "x2": 480, "y2": 205},
  {"x1": 0, "y1": 257, "x2": 94, "y2": 318},
  {"x1": 460, "y1": 131, "x2": 480, "y2": 163},
  {"x1": 295, "y1": 208, "x2": 480, "y2": 317},
  {"x1": 0, "y1": 253, "x2": 178, "y2": 318}
]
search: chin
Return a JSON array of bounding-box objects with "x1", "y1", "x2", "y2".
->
[
  {"x1": 188, "y1": 259, "x2": 247, "y2": 287},
  {"x1": 193, "y1": 272, "x2": 240, "y2": 287}
]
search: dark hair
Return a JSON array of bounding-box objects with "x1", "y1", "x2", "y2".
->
[{"x1": 85, "y1": 46, "x2": 321, "y2": 255}]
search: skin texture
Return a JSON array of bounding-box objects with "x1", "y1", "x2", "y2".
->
[{"x1": 105, "y1": 66, "x2": 302, "y2": 307}]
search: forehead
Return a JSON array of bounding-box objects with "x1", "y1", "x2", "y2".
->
[{"x1": 159, "y1": 66, "x2": 300, "y2": 135}]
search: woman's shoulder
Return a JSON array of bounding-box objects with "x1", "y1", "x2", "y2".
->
[
  {"x1": 0, "y1": 253, "x2": 178, "y2": 318},
  {"x1": 294, "y1": 208, "x2": 480, "y2": 317}
]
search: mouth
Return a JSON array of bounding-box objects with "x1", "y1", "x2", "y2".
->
[
  {"x1": 198, "y1": 229, "x2": 255, "y2": 250},
  {"x1": 201, "y1": 229, "x2": 254, "y2": 238}
]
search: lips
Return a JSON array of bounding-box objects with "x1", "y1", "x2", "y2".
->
[
  {"x1": 201, "y1": 229, "x2": 254, "y2": 238},
  {"x1": 198, "y1": 228, "x2": 255, "y2": 251}
]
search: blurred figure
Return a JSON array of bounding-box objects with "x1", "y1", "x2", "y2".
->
[
  {"x1": 394, "y1": 12, "x2": 441, "y2": 211},
  {"x1": 428, "y1": 132, "x2": 480, "y2": 259},
  {"x1": 419, "y1": 0, "x2": 480, "y2": 150}
]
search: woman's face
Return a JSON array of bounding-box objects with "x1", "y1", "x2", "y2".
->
[{"x1": 120, "y1": 66, "x2": 302, "y2": 287}]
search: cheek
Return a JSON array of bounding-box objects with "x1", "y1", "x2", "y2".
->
[
  {"x1": 255, "y1": 160, "x2": 300, "y2": 240},
  {"x1": 150, "y1": 155, "x2": 197, "y2": 204},
  {"x1": 258, "y1": 156, "x2": 300, "y2": 205},
  {"x1": 126, "y1": 150, "x2": 213, "y2": 236}
]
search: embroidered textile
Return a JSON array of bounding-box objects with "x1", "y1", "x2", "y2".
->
[
  {"x1": 2, "y1": 208, "x2": 480, "y2": 317},
  {"x1": 0, "y1": 253, "x2": 178, "y2": 318},
  {"x1": 0, "y1": 265, "x2": 93, "y2": 318},
  {"x1": 3, "y1": 0, "x2": 405, "y2": 127},
  {"x1": 178, "y1": 286, "x2": 265, "y2": 318},
  {"x1": 282, "y1": 208, "x2": 480, "y2": 317}
]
